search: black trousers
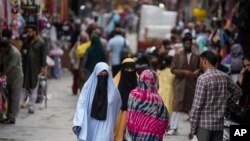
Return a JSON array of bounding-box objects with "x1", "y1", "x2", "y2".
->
[{"x1": 196, "y1": 127, "x2": 223, "y2": 141}]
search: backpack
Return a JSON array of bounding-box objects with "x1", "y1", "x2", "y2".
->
[{"x1": 120, "y1": 38, "x2": 131, "y2": 63}]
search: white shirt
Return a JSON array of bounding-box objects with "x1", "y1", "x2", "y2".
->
[{"x1": 187, "y1": 52, "x2": 192, "y2": 64}]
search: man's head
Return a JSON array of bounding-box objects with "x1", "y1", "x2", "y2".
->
[
  {"x1": 162, "y1": 39, "x2": 170, "y2": 48},
  {"x1": 79, "y1": 31, "x2": 89, "y2": 43},
  {"x1": 243, "y1": 55, "x2": 250, "y2": 72},
  {"x1": 200, "y1": 51, "x2": 218, "y2": 71},
  {"x1": 182, "y1": 34, "x2": 192, "y2": 53},
  {"x1": 2, "y1": 28, "x2": 12, "y2": 39},
  {"x1": 0, "y1": 37, "x2": 11, "y2": 53},
  {"x1": 26, "y1": 25, "x2": 38, "y2": 41}
]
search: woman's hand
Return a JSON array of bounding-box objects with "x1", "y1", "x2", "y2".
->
[
  {"x1": 240, "y1": 67, "x2": 247, "y2": 75},
  {"x1": 72, "y1": 126, "x2": 80, "y2": 132},
  {"x1": 239, "y1": 67, "x2": 246, "y2": 85},
  {"x1": 72, "y1": 126, "x2": 81, "y2": 136}
]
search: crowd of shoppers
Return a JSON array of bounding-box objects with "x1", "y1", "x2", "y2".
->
[{"x1": 0, "y1": 2, "x2": 249, "y2": 141}]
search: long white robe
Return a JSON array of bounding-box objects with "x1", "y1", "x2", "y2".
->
[{"x1": 73, "y1": 62, "x2": 121, "y2": 141}]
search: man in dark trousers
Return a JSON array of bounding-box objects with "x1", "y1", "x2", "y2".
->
[
  {"x1": 21, "y1": 25, "x2": 46, "y2": 114},
  {"x1": 189, "y1": 51, "x2": 242, "y2": 141},
  {"x1": 0, "y1": 37, "x2": 23, "y2": 124}
]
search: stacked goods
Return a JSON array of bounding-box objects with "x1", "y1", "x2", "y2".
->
[
  {"x1": 138, "y1": 5, "x2": 177, "y2": 51},
  {"x1": 139, "y1": 5, "x2": 162, "y2": 40}
]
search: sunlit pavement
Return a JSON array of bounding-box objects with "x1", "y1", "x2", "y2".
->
[
  {"x1": 0, "y1": 70, "x2": 77, "y2": 141},
  {"x1": 0, "y1": 70, "x2": 190, "y2": 141}
]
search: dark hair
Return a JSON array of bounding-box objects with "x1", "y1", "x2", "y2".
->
[
  {"x1": 159, "y1": 56, "x2": 173, "y2": 70},
  {"x1": 164, "y1": 56, "x2": 173, "y2": 66},
  {"x1": 26, "y1": 25, "x2": 38, "y2": 33},
  {"x1": 0, "y1": 37, "x2": 11, "y2": 48},
  {"x1": 182, "y1": 34, "x2": 192, "y2": 42},
  {"x1": 242, "y1": 54, "x2": 250, "y2": 62},
  {"x1": 2, "y1": 28, "x2": 12, "y2": 39},
  {"x1": 113, "y1": 28, "x2": 123, "y2": 36},
  {"x1": 200, "y1": 51, "x2": 218, "y2": 66},
  {"x1": 162, "y1": 39, "x2": 170, "y2": 46}
]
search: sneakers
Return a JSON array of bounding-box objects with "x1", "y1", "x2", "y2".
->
[
  {"x1": 28, "y1": 106, "x2": 35, "y2": 114},
  {"x1": 1, "y1": 118, "x2": 15, "y2": 124},
  {"x1": 167, "y1": 129, "x2": 177, "y2": 135}
]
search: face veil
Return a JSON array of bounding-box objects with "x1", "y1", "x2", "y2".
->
[
  {"x1": 118, "y1": 62, "x2": 137, "y2": 110},
  {"x1": 73, "y1": 62, "x2": 122, "y2": 140},
  {"x1": 90, "y1": 73, "x2": 109, "y2": 120}
]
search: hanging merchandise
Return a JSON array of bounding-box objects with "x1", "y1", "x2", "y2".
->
[
  {"x1": 0, "y1": 0, "x2": 3, "y2": 18},
  {"x1": 11, "y1": 0, "x2": 21, "y2": 38},
  {"x1": 21, "y1": 1, "x2": 39, "y2": 26},
  {"x1": 43, "y1": 0, "x2": 69, "y2": 22},
  {"x1": 0, "y1": 0, "x2": 8, "y2": 28},
  {"x1": 0, "y1": 0, "x2": 5, "y2": 30},
  {"x1": 60, "y1": 0, "x2": 69, "y2": 21}
]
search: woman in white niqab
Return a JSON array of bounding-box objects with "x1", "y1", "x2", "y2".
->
[{"x1": 73, "y1": 62, "x2": 121, "y2": 141}]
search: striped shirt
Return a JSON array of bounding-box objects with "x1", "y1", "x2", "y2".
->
[{"x1": 190, "y1": 68, "x2": 242, "y2": 133}]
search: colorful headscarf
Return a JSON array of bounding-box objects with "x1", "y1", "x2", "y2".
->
[
  {"x1": 221, "y1": 44, "x2": 243, "y2": 73},
  {"x1": 127, "y1": 69, "x2": 169, "y2": 141},
  {"x1": 196, "y1": 35, "x2": 208, "y2": 53}
]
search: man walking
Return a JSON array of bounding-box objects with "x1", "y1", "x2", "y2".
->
[
  {"x1": 0, "y1": 37, "x2": 23, "y2": 124},
  {"x1": 21, "y1": 25, "x2": 46, "y2": 114},
  {"x1": 167, "y1": 34, "x2": 200, "y2": 135},
  {"x1": 189, "y1": 51, "x2": 242, "y2": 141},
  {"x1": 107, "y1": 28, "x2": 130, "y2": 76}
]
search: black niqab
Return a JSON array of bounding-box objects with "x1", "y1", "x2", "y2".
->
[
  {"x1": 90, "y1": 75, "x2": 108, "y2": 120},
  {"x1": 118, "y1": 63, "x2": 137, "y2": 110}
]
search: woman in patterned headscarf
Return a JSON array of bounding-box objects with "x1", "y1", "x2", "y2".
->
[
  {"x1": 114, "y1": 58, "x2": 138, "y2": 141},
  {"x1": 127, "y1": 69, "x2": 169, "y2": 141}
]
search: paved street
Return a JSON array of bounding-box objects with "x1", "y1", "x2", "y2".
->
[{"x1": 0, "y1": 70, "x2": 190, "y2": 141}]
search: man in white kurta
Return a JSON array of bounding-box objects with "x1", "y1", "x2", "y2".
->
[{"x1": 73, "y1": 62, "x2": 121, "y2": 141}]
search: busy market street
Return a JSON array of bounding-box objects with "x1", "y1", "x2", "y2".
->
[
  {"x1": 1, "y1": 0, "x2": 250, "y2": 141},
  {"x1": 0, "y1": 70, "x2": 191, "y2": 141}
]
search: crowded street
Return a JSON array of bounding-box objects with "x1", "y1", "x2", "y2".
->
[
  {"x1": 1, "y1": 0, "x2": 250, "y2": 141},
  {"x1": 0, "y1": 70, "x2": 190, "y2": 141}
]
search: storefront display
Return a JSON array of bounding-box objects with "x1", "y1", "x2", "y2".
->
[{"x1": 21, "y1": 3, "x2": 39, "y2": 26}]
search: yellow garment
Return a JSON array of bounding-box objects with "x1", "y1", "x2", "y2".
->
[
  {"x1": 76, "y1": 41, "x2": 91, "y2": 58},
  {"x1": 157, "y1": 68, "x2": 175, "y2": 115},
  {"x1": 193, "y1": 8, "x2": 207, "y2": 22},
  {"x1": 114, "y1": 58, "x2": 137, "y2": 141},
  {"x1": 114, "y1": 111, "x2": 127, "y2": 141}
]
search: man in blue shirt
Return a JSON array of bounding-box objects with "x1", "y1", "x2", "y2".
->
[{"x1": 107, "y1": 28, "x2": 130, "y2": 76}]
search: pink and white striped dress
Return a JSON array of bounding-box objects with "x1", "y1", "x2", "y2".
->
[{"x1": 127, "y1": 69, "x2": 169, "y2": 141}]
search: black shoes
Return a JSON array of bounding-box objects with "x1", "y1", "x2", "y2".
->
[{"x1": 1, "y1": 118, "x2": 15, "y2": 124}]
